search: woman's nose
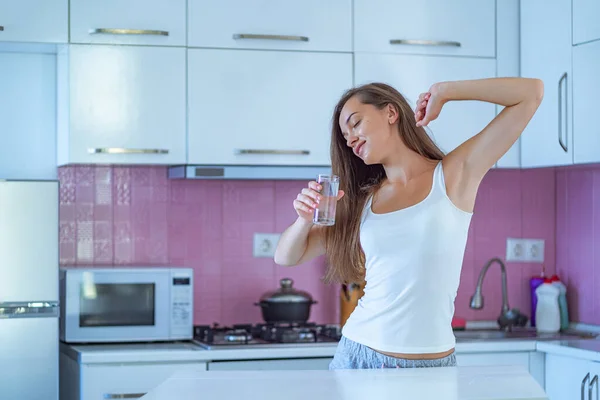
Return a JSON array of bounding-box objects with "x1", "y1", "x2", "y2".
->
[{"x1": 346, "y1": 135, "x2": 358, "y2": 147}]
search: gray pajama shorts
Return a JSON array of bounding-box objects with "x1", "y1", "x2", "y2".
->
[{"x1": 329, "y1": 336, "x2": 457, "y2": 369}]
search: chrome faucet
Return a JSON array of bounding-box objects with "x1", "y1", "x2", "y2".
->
[{"x1": 470, "y1": 257, "x2": 528, "y2": 331}]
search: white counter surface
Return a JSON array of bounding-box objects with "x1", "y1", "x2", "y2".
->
[
  {"x1": 537, "y1": 339, "x2": 600, "y2": 362},
  {"x1": 140, "y1": 365, "x2": 548, "y2": 400},
  {"x1": 60, "y1": 339, "x2": 541, "y2": 364}
]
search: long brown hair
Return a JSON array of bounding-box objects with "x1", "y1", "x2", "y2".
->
[{"x1": 322, "y1": 82, "x2": 445, "y2": 285}]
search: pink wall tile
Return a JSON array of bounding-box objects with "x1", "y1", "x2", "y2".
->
[
  {"x1": 556, "y1": 164, "x2": 600, "y2": 325},
  {"x1": 466, "y1": 170, "x2": 537, "y2": 322},
  {"x1": 58, "y1": 165, "x2": 562, "y2": 327}
]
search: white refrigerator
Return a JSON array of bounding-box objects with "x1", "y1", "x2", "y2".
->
[{"x1": 0, "y1": 180, "x2": 59, "y2": 400}]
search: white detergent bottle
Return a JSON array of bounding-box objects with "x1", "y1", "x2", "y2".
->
[
  {"x1": 535, "y1": 279, "x2": 561, "y2": 333},
  {"x1": 550, "y1": 275, "x2": 570, "y2": 330}
]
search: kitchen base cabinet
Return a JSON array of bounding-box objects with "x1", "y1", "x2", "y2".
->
[
  {"x1": 60, "y1": 352, "x2": 207, "y2": 400},
  {"x1": 456, "y1": 351, "x2": 544, "y2": 388},
  {"x1": 207, "y1": 357, "x2": 333, "y2": 371},
  {"x1": 545, "y1": 353, "x2": 600, "y2": 400}
]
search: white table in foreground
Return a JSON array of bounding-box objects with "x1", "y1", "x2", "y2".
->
[{"x1": 141, "y1": 365, "x2": 547, "y2": 400}]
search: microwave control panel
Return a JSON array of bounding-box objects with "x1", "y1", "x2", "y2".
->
[{"x1": 170, "y1": 270, "x2": 193, "y2": 339}]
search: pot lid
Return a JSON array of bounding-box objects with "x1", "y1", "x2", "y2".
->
[{"x1": 259, "y1": 278, "x2": 313, "y2": 303}]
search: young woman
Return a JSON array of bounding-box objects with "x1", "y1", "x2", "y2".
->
[{"x1": 274, "y1": 77, "x2": 543, "y2": 369}]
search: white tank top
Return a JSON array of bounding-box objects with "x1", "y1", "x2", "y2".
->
[{"x1": 341, "y1": 161, "x2": 473, "y2": 354}]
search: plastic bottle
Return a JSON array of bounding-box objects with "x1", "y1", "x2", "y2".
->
[
  {"x1": 550, "y1": 274, "x2": 570, "y2": 330},
  {"x1": 535, "y1": 278, "x2": 561, "y2": 333},
  {"x1": 529, "y1": 264, "x2": 546, "y2": 327}
]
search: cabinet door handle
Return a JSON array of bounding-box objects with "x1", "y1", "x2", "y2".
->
[
  {"x1": 389, "y1": 39, "x2": 461, "y2": 47},
  {"x1": 88, "y1": 148, "x2": 169, "y2": 155},
  {"x1": 590, "y1": 375, "x2": 598, "y2": 400},
  {"x1": 90, "y1": 28, "x2": 169, "y2": 37},
  {"x1": 558, "y1": 72, "x2": 568, "y2": 152},
  {"x1": 234, "y1": 149, "x2": 310, "y2": 156},
  {"x1": 582, "y1": 373, "x2": 591, "y2": 400},
  {"x1": 0, "y1": 26, "x2": 4, "y2": 32},
  {"x1": 103, "y1": 393, "x2": 146, "y2": 399},
  {"x1": 233, "y1": 33, "x2": 309, "y2": 42}
]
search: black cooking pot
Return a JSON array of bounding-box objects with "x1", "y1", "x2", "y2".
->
[{"x1": 255, "y1": 278, "x2": 317, "y2": 323}]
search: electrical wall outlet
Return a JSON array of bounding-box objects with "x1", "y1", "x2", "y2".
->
[
  {"x1": 253, "y1": 233, "x2": 281, "y2": 258},
  {"x1": 506, "y1": 238, "x2": 525, "y2": 261},
  {"x1": 523, "y1": 238, "x2": 545, "y2": 262},
  {"x1": 506, "y1": 238, "x2": 545, "y2": 262}
]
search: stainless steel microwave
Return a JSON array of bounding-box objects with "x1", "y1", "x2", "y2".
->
[{"x1": 59, "y1": 267, "x2": 193, "y2": 343}]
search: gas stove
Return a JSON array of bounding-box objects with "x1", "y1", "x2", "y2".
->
[{"x1": 192, "y1": 322, "x2": 342, "y2": 349}]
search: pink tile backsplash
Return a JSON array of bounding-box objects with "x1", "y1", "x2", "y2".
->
[
  {"x1": 555, "y1": 164, "x2": 600, "y2": 325},
  {"x1": 58, "y1": 165, "x2": 559, "y2": 326}
]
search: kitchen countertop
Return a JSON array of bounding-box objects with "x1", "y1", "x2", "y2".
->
[
  {"x1": 537, "y1": 339, "x2": 600, "y2": 362},
  {"x1": 60, "y1": 339, "x2": 544, "y2": 364},
  {"x1": 60, "y1": 325, "x2": 600, "y2": 365},
  {"x1": 139, "y1": 365, "x2": 548, "y2": 400}
]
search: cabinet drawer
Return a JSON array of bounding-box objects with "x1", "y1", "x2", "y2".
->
[
  {"x1": 0, "y1": 0, "x2": 67, "y2": 43},
  {"x1": 188, "y1": 49, "x2": 352, "y2": 166},
  {"x1": 82, "y1": 363, "x2": 207, "y2": 400},
  {"x1": 354, "y1": 0, "x2": 495, "y2": 57},
  {"x1": 188, "y1": 0, "x2": 352, "y2": 52},
  {"x1": 70, "y1": 0, "x2": 186, "y2": 46},
  {"x1": 208, "y1": 358, "x2": 333, "y2": 371}
]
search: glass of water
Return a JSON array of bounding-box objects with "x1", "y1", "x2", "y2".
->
[{"x1": 313, "y1": 174, "x2": 340, "y2": 226}]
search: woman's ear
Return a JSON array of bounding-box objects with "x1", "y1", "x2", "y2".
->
[{"x1": 387, "y1": 103, "x2": 399, "y2": 125}]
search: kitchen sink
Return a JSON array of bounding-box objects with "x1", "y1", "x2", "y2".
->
[{"x1": 454, "y1": 328, "x2": 598, "y2": 341}]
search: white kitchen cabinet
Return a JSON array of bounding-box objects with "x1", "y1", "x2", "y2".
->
[
  {"x1": 60, "y1": 352, "x2": 208, "y2": 400},
  {"x1": 82, "y1": 363, "x2": 206, "y2": 400},
  {"x1": 494, "y1": 0, "x2": 521, "y2": 169},
  {"x1": 545, "y1": 353, "x2": 600, "y2": 400},
  {"x1": 187, "y1": 49, "x2": 352, "y2": 166},
  {"x1": 456, "y1": 351, "x2": 545, "y2": 388},
  {"x1": 520, "y1": 0, "x2": 574, "y2": 168},
  {"x1": 0, "y1": 53, "x2": 57, "y2": 180},
  {"x1": 188, "y1": 0, "x2": 352, "y2": 52},
  {"x1": 354, "y1": 53, "x2": 496, "y2": 156},
  {"x1": 573, "y1": 40, "x2": 600, "y2": 165},
  {"x1": 69, "y1": 0, "x2": 186, "y2": 46},
  {"x1": 572, "y1": 0, "x2": 600, "y2": 45},
  {"x1": 0, "y1": 0, "x2": 67, "y2": 44},
  {"x1": 207, "y1": 358, "x2": 333, "y2": 371},
  {"x1": 57, "y1": 44, "x2": 186, "y2": 165},
  {"x1": 354, "y1": 0, "x2": 495, "y2": 58},
  {"x1": 455, "y1": 352, "x2": 530, "y2": 368}
]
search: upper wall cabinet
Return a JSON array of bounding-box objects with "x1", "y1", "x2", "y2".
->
[
  {"x1": 70, "y1": 0, "x2": 186, "y2": 46},
  {"x1": 520, "y1": 0, "x2": 574, "y2": 168},
  {"x1": 355, "y1": 54, "x2": 497, "y2": 156},
  {"x1": 572, "y1": 0, "x2": 600, "y2": 45},
  {"x1": 188, "y1": 49, "x2": 352, "y2": 166},
  {"x1": 572, "y1": 40, "x2": 600, "y2": 164},
  {"x1": 188, "y1": 0, "x2": 352, "y2": 52},
  {"x1": 57, "y1": 45, "x2": 186, "y2": 165},
  {"x1": 0, "y1": 0, "x2": 67, "y2": 43},
  {"x1": 354, "y1": 0, "x2": 495, "y2": 58}
]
